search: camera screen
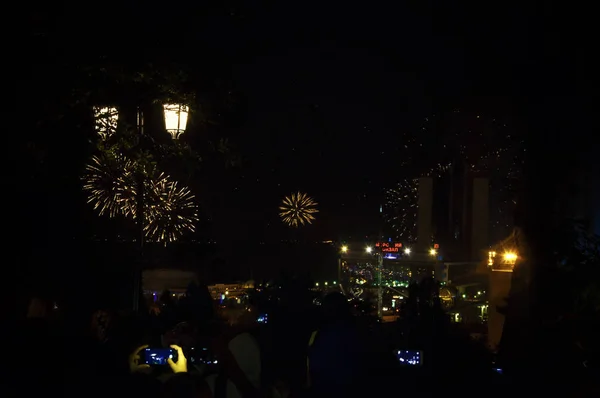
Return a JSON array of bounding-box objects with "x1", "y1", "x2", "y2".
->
[
  {"x1": 257, "y1": 314, "x2": 268, "y2": 324},
  {"x1": 143, "y1": 348, "x2": 174, "y2": 365},
  {"x1": 396, "y1": 350, "x2": 422, "y2": 366}
]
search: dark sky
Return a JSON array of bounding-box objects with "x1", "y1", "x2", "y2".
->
[
  {"x1": 196, "y1": 2, "x2": 519, "y2": 243},
  {"x1": 24, "y1": 1, "x2": 590, "y2": 249}
]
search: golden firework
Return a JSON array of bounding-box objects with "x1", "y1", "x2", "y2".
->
[
  {"x1": 144, "y1": 179, "x2": 199, "y2": 243},
  {"x1": 82, "y1": 154, "x2": 198, "y2": 243},
  {"x1": 82, "y1": 154, "x2": 136, "y2": 218},
  {"x1": 279, "y1": 192, "x2": 318, "y2": 227}
]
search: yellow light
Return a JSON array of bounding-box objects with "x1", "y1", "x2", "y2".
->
[
  {"x1": 503, "y1": 252, "x2": 517, "y2": 264},
  {"x1": 404, "y1": 248, "x2": 411, "y2": 255},
  {"x1": 429, "y1": 248, "x2": 437, "y2": 256},
  {"x1": 341, "y1": 245, "x2": 348, "y2": 253},
  {"x1": 163, "y1": 104, "x2": 189, "y2": 139},
  {"x1": 366, "y1": 246, "x2": 372, "y2": 253},
  {"x1": 93, "y1": 106, "x2": 119, "y2": 140},
  {"x1": 315, "y1": 282, "x2": 319, "y2": 287},
  {"x1": 488, "y1": 250, "x2": 497, "y2": 266},
  {"x1": 324, "y1": 282, "x2": 328, "y2": 286}
]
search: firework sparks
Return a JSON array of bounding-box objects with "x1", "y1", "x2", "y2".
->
[
  {"x1": 385, "y1": 110, "x2": 524, "y2": 243},
  {"x1": 383, "y1": 179, "x2": 419, "y2": 242},
  {"x1": 82, "y1": 154, "x2": 136, "y2": 218},
  {"x1": 83, "y1": 154, "x2": 198, "y2": 243},
  {"x1": 145, "y1": 178, "x2": 199, "y2": 243},
  {"x1": 279, "y1": 192, "x2": 319, "y2": 227}
]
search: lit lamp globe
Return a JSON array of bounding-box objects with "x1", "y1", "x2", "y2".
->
[
  {"x1": 93, "y1": 106, "x2": 119, "y2": 140},
  {"x1": 163, "y1": 104, "x2": 189, "y2": 139}
]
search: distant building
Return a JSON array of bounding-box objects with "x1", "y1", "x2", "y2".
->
[{"x1": 207, "y1": 282, "x2": 252, "y2": 300}]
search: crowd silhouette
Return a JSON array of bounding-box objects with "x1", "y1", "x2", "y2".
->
[{"x1": 15, "y1": 275, "x2": 594, "y2": 397}]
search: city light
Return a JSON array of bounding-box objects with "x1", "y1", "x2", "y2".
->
[
  {"x1": 429, "y1": 248, "x2": 437, "y2": 256},
  {"x1": 315, "y1": 282, "x2": 319, "y2": 287},
  {"x1": 404, "y1": 248, "x2": 411, "y2": 255},
  {"x1": 366, "y1": 246, "x2": 373, "y2": 253},
  {"x1": 488, "y1": 251, "x2": 497, "y2": 266},
  {"x1": 341, "y1": 245, "x2": 348, "y2": 253},
  {"x1": 503, "y1": 251, "x2": 517, "y2": 264},
  {"x1": 163, "y1": 104, "x2": 189, "y2": 139}
]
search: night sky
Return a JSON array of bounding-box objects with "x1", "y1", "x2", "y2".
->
[
  {"x1": 23, "y1": 2, "x2": 593, "y2": 252},
  {"x1": 197, "y1": 3, "x2": 520, "y2": 243}
]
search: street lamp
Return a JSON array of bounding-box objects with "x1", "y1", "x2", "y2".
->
[
  {"x1": 404, "y1": 248, "x2": 411, "y2": 255},
  {"x1": 503, "y1": 252, "x2": 517, "y2": 264},
  {"x1": 366, "y1": 246, "x2": 372, "y2": 253},
  {"x1": 93, "y1": 106, "x2": 119, "y2": 140},
  {"x1": 488, "y1": 250, "x2": 518, "y2": 272},
  {"x1": 163, "y1": 104, "x2": 189, "y2": 139},
  {"x1": 341, "y1": 245, "x2": 348, "y2": 253}
]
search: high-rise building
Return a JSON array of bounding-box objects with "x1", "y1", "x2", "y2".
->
[
  {"x1": 416, "y1": 177, "x2": 433, "y2": 252},
  {"x1": 431, "y1": 162, "x2": 491, "y2": 262}
]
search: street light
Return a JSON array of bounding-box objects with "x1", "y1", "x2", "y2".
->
[
  {"x1": 341, "y1": 245, "x2": 348, "y2": 253},
  {"x1": 93, "y1": 106, "x2": 119, "y2": 140},
  {"x1": 366, "y1": 246, "x2": 373, "y2": 253},
  {"x1": 163, "y1": 104, "x2": 189, "y2": 139},
  {"x1": 503, "y1": 252, "x2": 517, "y2": 264},
  {"x1": 429, "y1": 248, "x2": 437, "y2": 256},
  {"x1": 404, "y1": 248, "x2": 411, "y2": 255}
]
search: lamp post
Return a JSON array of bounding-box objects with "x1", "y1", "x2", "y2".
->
[
  {"x1": 377, "y1": 251, "x2": 383, "y2": 319},
  {"x1": 132, "y1": 108, "x2": 145, "y2": 312},
  {"x1": 338, "y1": 245, "x2": 348, "y2": 290},
  {"x1": 92, "y1": 103, "x2": 190, "y2": 312},
  {"x1": 366, "y1": 246, "x2": 383, "y2": 318},
  {"x1": 487, "y1": 249, "x2": 518, "y2": 351}
]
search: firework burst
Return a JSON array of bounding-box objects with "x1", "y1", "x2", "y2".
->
[
  {"x1": 383, "y1": 179, "x2": 418, "y2": 242},
  {"x1": 144, "y1": 178, "x2": 199, "y2": 243},
  {"x1": 82, "y1": 154, "x2": 136, "y2": 218},
  {"x1": 385, "y1": 110, "x2": 525, "y2": 242},
  {"x1": 83, "y1": 154, "x2": 198, "y2": 243},
  {"x1": 279, "y1": 192, "x2": 319, "y2": 227}
]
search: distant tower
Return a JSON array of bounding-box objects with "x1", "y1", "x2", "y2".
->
[{"x1": 417, "y1": 177, "x2": 433, "y2": 252}]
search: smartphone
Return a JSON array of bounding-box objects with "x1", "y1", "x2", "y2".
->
[
  {"x1": 396, "y1": 350, "x2": 422, "y2": 366},
  {"x1": 143, "y1": 348, "x2": 176, "y2": 366},
  {"x1": 257, "y1": 314, "x2": 268, "y2": 324}
]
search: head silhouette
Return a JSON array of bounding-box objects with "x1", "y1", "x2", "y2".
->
[{"x1": 321, "y1": 292, "x2": 351, "y2": 322}]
